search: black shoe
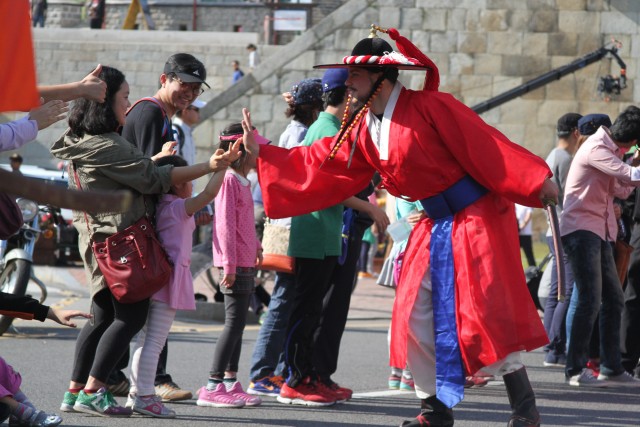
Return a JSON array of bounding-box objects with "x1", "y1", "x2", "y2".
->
[{"x1": 400, "y1": 396, "x2": 454, "y2": 427}]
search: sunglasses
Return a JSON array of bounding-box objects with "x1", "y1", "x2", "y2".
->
[{"x1": 187, "y1": 106, "x2": 200, "y2": 112}]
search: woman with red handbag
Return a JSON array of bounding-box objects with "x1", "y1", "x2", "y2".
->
[{"x1": 50, "y1": 65, "x2": 235, "y2": 418}]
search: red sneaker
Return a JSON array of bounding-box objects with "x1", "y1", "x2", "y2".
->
[
  {"x1": 277, "y1": 379, "x2": 336, "y2": 407},
  {"x1": 320, "y1": 378, "x2": 353, "y2": 401}
]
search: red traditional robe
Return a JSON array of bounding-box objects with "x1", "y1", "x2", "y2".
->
[{"x1": 257, "y1": 84, "x2": 550, "y2": 376}]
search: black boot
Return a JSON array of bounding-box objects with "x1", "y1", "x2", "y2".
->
[
  {"x1": 400, "y1": 396, "x2": 454, "y2": 427},
  {"x1": 503, "y1": 367, "x2": 540, "y2": 427}
]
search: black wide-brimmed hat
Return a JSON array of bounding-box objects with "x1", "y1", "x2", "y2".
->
[{"x1": 313, "y1": 26, "x2": 440, "y2": 91}]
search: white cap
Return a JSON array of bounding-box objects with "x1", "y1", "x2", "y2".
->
[{"x1": 191, "y1": 99, "x2": 207, "y2": 109}]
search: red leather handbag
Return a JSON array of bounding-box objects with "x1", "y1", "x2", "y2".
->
[
  {"x1": 72, "y1": 164, "x2": 172, "y2": 303},
  {"x1": 92, "y1": 216, "x2": 172, "y2": 303}
]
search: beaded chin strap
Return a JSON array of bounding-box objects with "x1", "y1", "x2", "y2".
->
[
  {"x1": 323, "y1": 25, "x2": 390, "y2": 166},
  {"x1": 327, "y1": 81, "x2": 383, "y2": 162}
]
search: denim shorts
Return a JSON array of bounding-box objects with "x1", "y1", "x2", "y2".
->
[{"x1": 218, "y1": 266, "x2": 256, "y2": 295}]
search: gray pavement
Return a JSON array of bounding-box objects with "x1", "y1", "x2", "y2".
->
[{"x1": 0, "y1": 265, "x2": 639, "y2": 426}]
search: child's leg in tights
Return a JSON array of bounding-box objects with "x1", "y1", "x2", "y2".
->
[
  {"x1": 209, "y1": 293, "x2": 252, "y2": 383},
  {"x1": 130, "y1": 300, "x2": 177, "y2": 396},
  {"x1": 0, "y1": 357, "x2": 62, "y2": 426}
]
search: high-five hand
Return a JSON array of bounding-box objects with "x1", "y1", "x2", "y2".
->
[{"x1": 241, "y1": 108, "x2": 259, "y2": 156}]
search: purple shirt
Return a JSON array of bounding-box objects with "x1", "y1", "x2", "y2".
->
[
  {"x1": 153, "y1": 194, "x2": 196, "y2": 310},
  {"x1": 560, "y1": 127, "x2": 639, "y2": 241},
  {"x1": 0, "y1": 117, "x2": 37, "y2": 152}
]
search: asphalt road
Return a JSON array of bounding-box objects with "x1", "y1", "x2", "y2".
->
[{"x1": 0, "y1": 266, "x2": 638, "y2": 427}]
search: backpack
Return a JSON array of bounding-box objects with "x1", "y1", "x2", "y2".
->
[{"x1": 126, "y1": 97, "x2": 170, "y2": 138}]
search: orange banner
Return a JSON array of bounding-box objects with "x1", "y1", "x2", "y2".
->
[{"x1": 0, "y1": 0, "x2": 40, "y2": 113}]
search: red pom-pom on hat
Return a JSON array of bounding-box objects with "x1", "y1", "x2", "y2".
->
[{"x1": 387, "y1": 28, "x2": 440, "y2": 91}]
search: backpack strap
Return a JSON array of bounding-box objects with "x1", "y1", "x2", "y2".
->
[
  {"x1": 126, "y1": 97, "x2": 170, "y2": 138},
  {"x1": 172, "y1": 124, "x2": 185, "y2": 156}
]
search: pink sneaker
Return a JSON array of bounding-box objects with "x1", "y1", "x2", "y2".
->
[
  {"x1": 226, "y1": 381, "x2": 262, "y2": 406},
  {"x1": 400, "y1": 376, "x2": 415, "y2": 391},
  {"x1": 196, "y1": 384, "x2": 245, "y2": 408},
  {"x1": 129, "y1": 394, "x2": 176, "y2": 418}
]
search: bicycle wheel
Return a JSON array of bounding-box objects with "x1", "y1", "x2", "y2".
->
[{"x1": 0, "y1": 259, "x2": 32, "y2": 335}]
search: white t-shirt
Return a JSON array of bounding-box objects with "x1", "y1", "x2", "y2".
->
[{"x1": 515, "y1": 204, "x2": 533, "y2": 236}]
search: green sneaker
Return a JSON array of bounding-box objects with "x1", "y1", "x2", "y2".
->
[
  {"x1": 60, "y1": 391, "x2": 78, "y2": 412},
  {"x1": 72, "y1": 387, "x2": 132, "y2": 418}
]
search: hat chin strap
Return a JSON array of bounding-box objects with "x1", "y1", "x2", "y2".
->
[{"x1": 322, "y1": 73, "x2": 386, "y2": 166}]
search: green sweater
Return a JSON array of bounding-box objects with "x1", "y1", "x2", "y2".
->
[{"x1": 288, "y1": 112, "x2": 343, "y2": 259}]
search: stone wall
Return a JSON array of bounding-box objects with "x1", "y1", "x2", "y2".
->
[
  {"x1": 206, "y1": 0, "x2": 638, "y2": 161},
  {"x1": 7, "y1": 0, "x2": 640, "y2": 232},
  {"x1": 43, "y1": 1, "x2": 330, "y2": 38}
]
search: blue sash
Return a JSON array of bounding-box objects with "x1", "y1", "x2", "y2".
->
[{"x1": 419, "y1": 175, "x2": 487, "y2": 408}]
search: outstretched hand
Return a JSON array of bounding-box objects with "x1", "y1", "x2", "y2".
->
[
  {"x1": 209, "y1": 138, "x2": 242, "y2": 171},
  {"x1": 241, "y1": 108, "x2": 259, "y2": 156},
  {"x1": 80, "y1": 64, "x2": 107, "y2": 102},
  {"x1": 29, "y1": 99, "x2": 69, "y2": 130},
  {"x1": 151, "y1": 141, "x2": 177, "y2": 161},
  {"x1": 47, "y1": 307, "x2": 92, "y2": 328}
]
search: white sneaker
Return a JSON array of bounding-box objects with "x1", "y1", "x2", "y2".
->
[
  {"x1": 125, "y1": 394, "x2": 135, "y2": 409},
  {"x1": 598, "y1": 371, "x2": 640, "y2": 387},
  {"x1": 132, "y1": 394, "x2": 176, "y2": 418},
  {"x1": 568, "y1": 368, "x2": 608, "y2": 388}
]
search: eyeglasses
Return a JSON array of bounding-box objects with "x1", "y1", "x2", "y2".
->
[{"x1": 171, "y1": 75, "x2": 205, "y2": 96}]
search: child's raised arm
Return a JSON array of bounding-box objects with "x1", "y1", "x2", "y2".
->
[{"x1": 184, "y1": 149, "x2": 227, "y2": 216}]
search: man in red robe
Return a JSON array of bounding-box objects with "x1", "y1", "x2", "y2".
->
[{"x1": 244, "y1": 27, "x2": 556, "y2": 427}]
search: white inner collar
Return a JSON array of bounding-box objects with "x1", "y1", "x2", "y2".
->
[{"x1": 366, "y1": 81, "x2": 403, "y2": 160}]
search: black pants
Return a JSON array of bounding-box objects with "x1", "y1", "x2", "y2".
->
[
  {"x1": 519, "y1": 235, "x2": 536, "y2": 267},
  {"x1": 622, "y1": 222, "x2": 640, "y2": 375},
  {"x1": 0, "y1": 402, "x2": 10, "y2": 425},
  {"x1": 314, "y1": 221, "x2": 367, "y2": 380},
  {"x1": 71, "y1": 288, "x2": 149, "y2": 383},
  {"x1": 285, "y1": 256, "x2": 338, "y2": 386},
  {"x1": 210, "y1": 293, "x2": 252, "y2": 377}
]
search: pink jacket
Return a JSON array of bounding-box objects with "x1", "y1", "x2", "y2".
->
[
  {"x1": 213, "y1": 170, "x2": 261, "y2": 274},
  {"x1": 561, "y1": 127, "x2": 638, "y2": 241}
]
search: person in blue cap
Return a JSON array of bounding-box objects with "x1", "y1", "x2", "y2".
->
[
  {"x1": 247, "y1": 77, "x2": 325, "y2": 398},
  {"x1": 279, "y1": 68, "x2": 389, "y2": 405}
]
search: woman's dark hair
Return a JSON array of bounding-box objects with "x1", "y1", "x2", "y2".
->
[
  {"x1": 154, "y1": 154, "x2": 187, "y2": 168},
  {"x1": 219, "y1": 123, "x2": 247, "y2": 170},
  {"x1": 68, "y1": 66, "x2": 125, "y2": 138},
  {"x1": 285, "y1": 102, "x2": 322, "y2": 127},
  {"x1": 610, "y1": 105, "x2": 640, "y2": 143}
]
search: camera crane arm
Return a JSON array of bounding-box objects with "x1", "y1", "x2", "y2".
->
[{"x1": 471, "y1": 44, "x2": 627, "y2": 115}]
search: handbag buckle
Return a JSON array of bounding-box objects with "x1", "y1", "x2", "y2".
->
[{"x1": 120, "y1": 256, "x2": 128, "y2": 264}]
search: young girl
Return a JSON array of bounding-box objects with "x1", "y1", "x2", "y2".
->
[
  {"x1": 196, "y1": 123, "x2": 268, "y2": 408},
  {"x1": 127, "y1": 150, "x2": 239, "y2": 418}
]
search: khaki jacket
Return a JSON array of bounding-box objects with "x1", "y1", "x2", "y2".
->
[{"x1": 51, "y1": 130, "x2": 172, "y2": 297}]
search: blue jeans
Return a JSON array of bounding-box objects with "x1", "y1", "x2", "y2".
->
[
  {"x1": 249, "y1": 272, "x2": 295, "y2": 381},
  {"x1": 562, "y1": 230, "x2": 624, "y2": 378},
  {"x1": 543, "y1": 236, "x2": 574, "y2": 356}
]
